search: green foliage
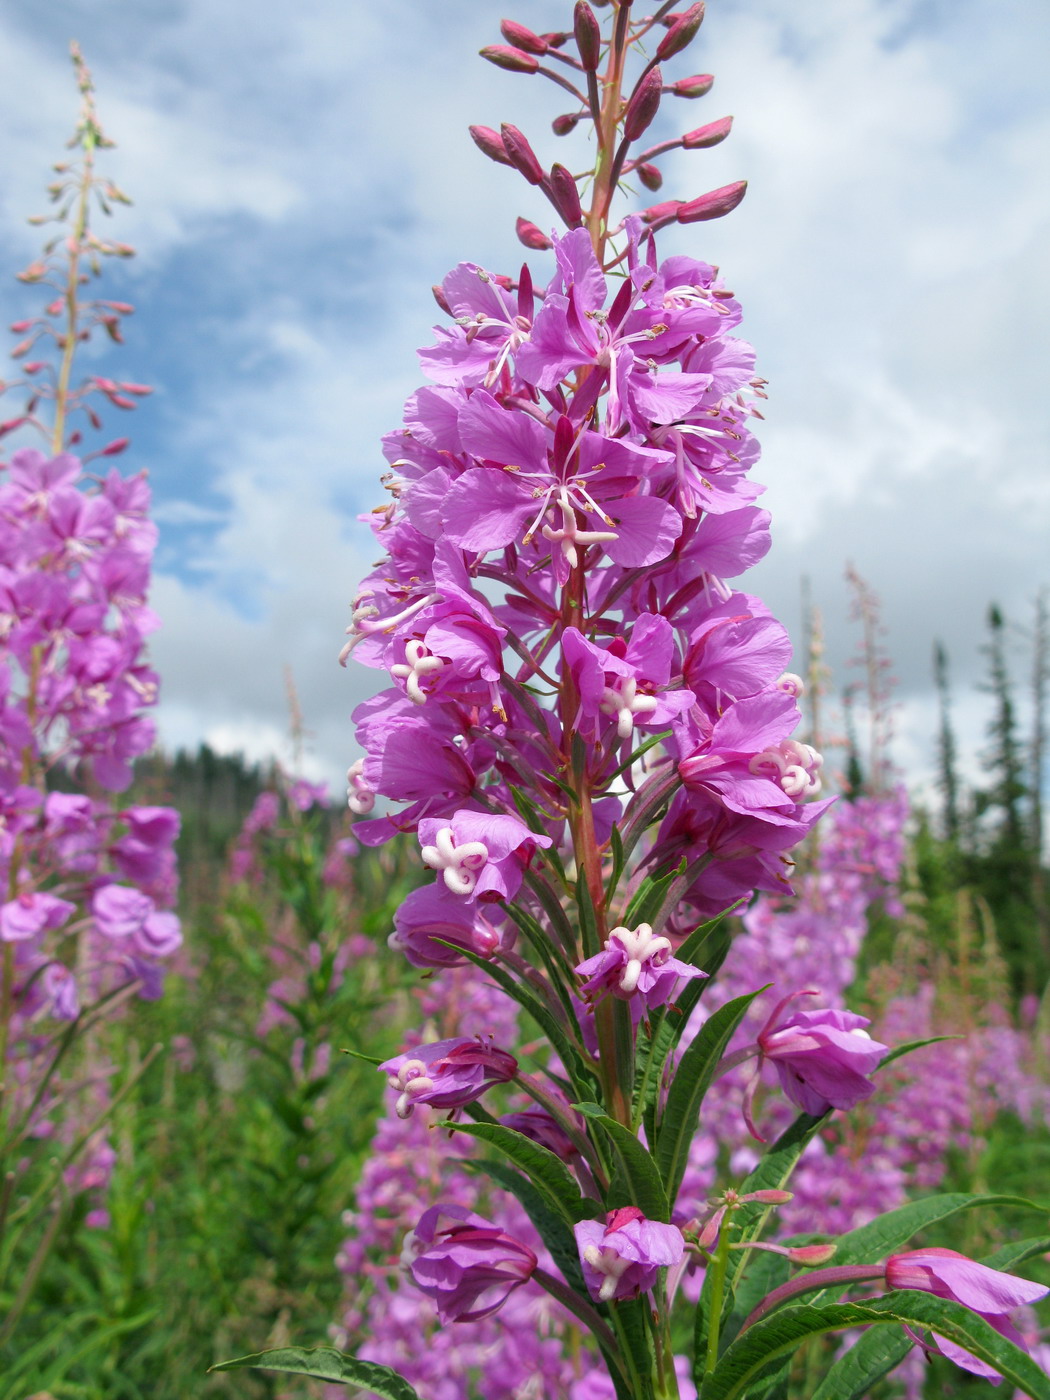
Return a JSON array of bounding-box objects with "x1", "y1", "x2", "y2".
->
[{"x1": 211, "y1": 1345, "x2": 421, "y2": 1395}]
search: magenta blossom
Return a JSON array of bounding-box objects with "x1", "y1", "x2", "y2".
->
[
  {"x1": 403, "y1": 1203, "x2": 537, "y2": 1323},
  {"x1": 754, "y1": 991, "x2": 887, "y2": 1123},
  {"x1": 388, "y1": 882, "x2": 503, "y2": 969},
  {"x1": 417, "y1": 809, "x2": 552, "y2": 901},
  {"x1": 885, "y1": 1247, "x2": 1049, "y2": 1382},
  {"x1": 575, "y1": 1207, "x2": 685, "y2": 1303},
  {"x1": 575, "y1": 922, "x2": 706, "y2": 1009},
  {"x1": 379, "y1": 1036, "x2": 518, "y2": 1118},
  {"x1": 0, "y1": 891, "x2": 76, "y2": 942}
]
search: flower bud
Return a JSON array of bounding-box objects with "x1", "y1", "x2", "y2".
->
[
  {"x1": 515, "y1": 217, "x2": 553, "y2": 250},
  {"x1": 574, "y1": 1, "x2": 602, "y2": 71},
  {"x1": 657, "y1": 2, "x2": 705, "y2": 61},
  {"x1": 480, "y1": 44, "x2": 540, "y2": 74},
  {"x1": 677, "y1": 180, "x2": 748, "y2": 223},
  {"x1": 549, "y1": 164, "x2": 583, "y2": 226},
  {"x1": 637, "y1": 162, "x2": 663, "y2": 192},
  {"x1": 624, "y1": 67, "x2": 663, "y2": 142},
  {"x1": 99, "y1": 437, "x2": 130, "y2": 456},
  {"x1": 406, "y1": 1206, "x2": 537, "y2": 1325},
  {"x1": 432, "y1": 283, "x2": 452, "y2": 315},
  {"x1": 682, "y1": 115, "x2": 734, "y2": 149},
  {"x1": 500, "y1": 124, "x2": 546, "y2": 186},
  {"x1": 469, "y1": 125, "x2": 512, "y2": 167},
  {"x1": 552, "y1": 112, "x2": 581, "y2": 136},
  {"x1": 640, "y1": 199, "x2": 683, "y2": 227},
  {"x1": 500, "y1": 20, "x2": 548, "y2": 54},
  {"x1": 672, "y1": 73, "x2": 715, "y2": 98},
  {"x1": 788, "y1": 1243, "x2": 837, "y2": 1266}
]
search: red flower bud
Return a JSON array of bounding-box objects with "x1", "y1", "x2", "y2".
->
[
  {"x1": 515, "y1": 217, "x2": 553, "y2": 251},
  {"x1": 672, "y1": 73, "x2": 715, "y2": 98},
  {"x1": 552, "y1": 112, "x2": 581, "y2": 136},
  {"x1": 499, "y1": 20, "x2": 548, "y2": 55},
  {"x1": 480, "y1": 44, "x2": 539, "y2": 74},
  {"x1": 657, "y1": 2, "x2": 705, "y2": 61},
  {"x1": 677, "y1": 179, "x2": 747, "y2": 223},
  {"x1": 637, "y1": 162, "x2": 663, "y2": 192},
  {"x1": 640, "y1": 199, "x2": 683, "y2": 227},
  {"x1": 682, "y1": 115, "x2": 733, "y2": 149},
  {"x1": 0, "y1": 416, "x2": 27, "y2": 438},
  {"x1": 99, "y1": 437, "x2": 130, "y2": 456},
  {"x1": 574, "y1": 1, "x2": 602, "y2": 72},
  {"x1": 432, "y1": 284, "x2": 452, "y2": 315},
  {"x1": 8, "y1": 320, "x2": 33, "y2": 334},
  {"x1": 500, "y1": 124, "x2": 546, "y2": 186},
  {"x1": 788, "y1": 1243, "x2": 837, "y2": 1266},
  {"x1": 469, "y1": 125, "x2": 512, "y2": 167},
  {"x1": 624, "y1": 66, "x2": 663, "y2": 142},
  {"x1": 549, "y1": 164, "x2": 583, "y2": 226}
]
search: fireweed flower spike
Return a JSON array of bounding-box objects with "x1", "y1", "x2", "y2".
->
[{"x1": 885, "y1": 1248, "x2": 1050, "y2": 1382}]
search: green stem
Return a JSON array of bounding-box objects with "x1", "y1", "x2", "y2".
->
[{"x1": 704, "y1": 1221, "x2": 734, "y2": 1375}]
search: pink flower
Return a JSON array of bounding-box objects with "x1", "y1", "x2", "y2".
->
[
  {"x1": 379, "y1": 1036, "x2": 518, "y2": 1118},
  {"x1": 417, "y1": 809, "x2": 551, "y2": 902},
  {"x1": 757, "y1": 992, "x2": 887, "y2": 1118},
  {"x1": 575, "y1": 1207, "x2": 685, "y2": 1302},
  {"x1": 403, "y1": 1204, "x2": 537, "y2": 1324},
  {"x1": 886, "y1": 1247, "x2": 1049, "y2": 1382},
  {"x1": 0, "y1": 891, "x2": 76, "y2": 942},
  {"x1": 575, "y1": 922, "x2": 706, "y2": 1009}
]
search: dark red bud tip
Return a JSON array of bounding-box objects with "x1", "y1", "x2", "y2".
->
[
  {"x1": 515, "y1": 217, "x2": 553, "y2": 250},
  {"x1": 499, "y1": 20, "x2": 549, "y2": 54},
  {"x1": 469, "y1": 125, "x2": 513, "y2": 167},
  {"x1": 673, "y1": 73, "x2": 715, "y2": 98},
  {"x1": 549, "y1": 163, "x2": 584, "y2": 226},
  {"x1": 501, "y1": 123, "x2": 546, "y2": 185},
  {"x1": 0, "y1": 416, "x2": 27, "y2": 437},
  {"x1": 682, "y1": 115, "x2": 734, "y2": 149},
  {"x1": 677, "y1": 179, "x2": 747, "y2": 223},
  {"x1": 574, "y1": 1, "x2": 602, "y2": 71},
  {"x1": 624, "y1": 66, "x2": 663, "y2": 142},
  {"x1": 541, "y1": 30, "x2": 572, "y2": 49},
  {"x1": 552, "y1": 112, "x2": 582, "y2": 136},
  {"x1": 657, "y1": 2, "x2": 705, "y2": 61},
  {"x1": 100, "y1": 437, "x2": 130, "y2": 456},
  {"x1": 638, "y1": 162, "x2": 663, "y2": 192},
  {"x1": 480, "y1": 44, "x2": 539, "y2": 73}
]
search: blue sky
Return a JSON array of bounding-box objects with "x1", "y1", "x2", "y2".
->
[{"x1": 1, "y1": 0, "x2": 1047, "y2": 793}]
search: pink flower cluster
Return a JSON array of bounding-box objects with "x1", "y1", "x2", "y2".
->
[{"x1": 0, "y1": 446, "x2": 180, "y2": 1183}]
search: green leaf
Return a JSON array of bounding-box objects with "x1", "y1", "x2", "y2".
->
[
  {"x1": 341, "y1": 1047, "x2": 383, "y2": 1066},
  {"x1": 577, "y1": 871, "x2": 601, "y2": 959},
  {"x1": 464, "y1": 1156, "x2": 590, "y2": 1299},
  {"x1": 574, "y1": 1102, "x2": 670, "y2": 1222},
  {"x1": 433, "y1": 940, "x2": 599, "y2": 1100},
  {"x1": 877, "y1": 1034, "x2": 961, "y2": 1070},
  {"x1": 623, "y1": 859, "x2": 686, "y2": 930},
  {"x1": 209, "y1": 1346, "x2": 421, "y2": 1397},
  {"x1": 807, "y1": 1326, "x2": 913, "y2": 1400},
  {"x1": 450, "y1": 1121, "x2": 598, "y2": 1224},
  {"x1": 633, "y1": 914, "x2": 735, "y2": 1127},
  {"x1": 981, "y1": 1236, "x2": 1050, "y2": 1272},
  {"x1": 655, "y1": 988, "x2": 765, "y2": 1201},
  {"x1": 700, "y1": 1294, "x2": 1050, "y2": 1400},
  {"x1": 829, "y1": 1192, "x2": 1042, "y2": 1271}
]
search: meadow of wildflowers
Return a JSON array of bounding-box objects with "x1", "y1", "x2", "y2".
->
[{"x1": 0, "y1": 10, "x2": 1046, "y2": 1400}]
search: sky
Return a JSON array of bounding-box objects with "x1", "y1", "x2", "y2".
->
[{"x1": 0, "y1": 0, "x2": 1047, "y2": 798}]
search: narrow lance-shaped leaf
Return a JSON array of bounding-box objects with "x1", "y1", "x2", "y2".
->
[
  {"x1": 700, "y1": 1295, "x2": 1050, "y2": 1400},
  {"x1": 656, "y1": 987, "x2": 765, "y2": 1200},
  {"x1": 449, "y1": 1121, "x2": 599, "y2": 1224},
  {"x1": 574, "y1": 1102, "x2": 670, "y2": 1221},
  {"x1": 209, "y1": 1347, "x2": 421, "y2": 1398}
]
